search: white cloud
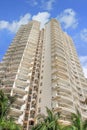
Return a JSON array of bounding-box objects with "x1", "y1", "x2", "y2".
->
[
  {"x1": 45, "y1": 0, "x2": 55, "y2": 11},
  {"x1": 0, "y1": 12, "x2": 51, "y2": 32},
  {"x1": 26, "y1": 0, "x2": 55, "y2": 11},
  {"x1": 41, "y1": 0, "x2": 55, "y2": 11},
  {"x1": 83, "y1": 68, "x2": 87, "y2": 78},
  {"x1": 0, "y1": 21, "x2": 9, "y2": 29},
  {"x1": 57, "y1": 8, "x2": 78, "y2": 29},
  {"x1": 79, "y1": 56, "x2": 87, "y2": 78},
  {"x1": 0, "y1": 13, "x2": 31, "y2": 33},
  {"x1": 80, "y1": 28, "x2": 87, "y2": 42},
  {"x1": 32, "y1": 12, "x2": 50, "y2": 28},
  {"x1": 26, "y1": 0, "x2": 38, "y2": 6}
]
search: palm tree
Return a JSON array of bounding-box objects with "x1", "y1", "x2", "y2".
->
[
  {"x1": 70, "y1": 110, "x2": 87, "y2": 130},
  {"x1": 62, "y1": 110, "x2": 87, "y2": 130},
  {"x1": 0, "y1": 117, "x2": 22, "y2": 130},
  {"x1": 0, "y1": 90, "x2": 22, "y2": 130},
  {"x1": 58, "y1": 109, "x2": 87, "y2": 130},
  {"x1": 32, "y1": 107, "x2": 61, "y2": 130},
  {"x1": 0, "y1": 90, "x2": 15, "y2": 119},
  {"x1": 32, "y1": 107, "x2": 87, "y2": 130},
  {"x1": 0, "y1": 90, "x2": 8, "y2": 119}
]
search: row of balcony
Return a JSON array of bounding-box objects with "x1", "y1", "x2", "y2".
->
[{"x1": 22, "y1": 30, "x2": 42, "y2": 128}]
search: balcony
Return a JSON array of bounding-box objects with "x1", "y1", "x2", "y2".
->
[
  {"x1": 59, "y1": 92, "x2": 72, "y2": 99},
  {"x1": 13, "y1": 87, "x2": 27, "y2": 95},
  {"x1": 0, "y1": 66, "x2": 7, "y2": 71},
  {"x1": 58, "y1": 120, "x2": 71, "y2": 126},
  {"x1": 82, "y1": 112, "x2": 87, "y2": 119},
  {"x1": 57, "y1": 72, "x2": 69, "y2": 80},
  {"x1": 59, "y1": 102, "x2": 74, "y2": 110},
  {"x1": 12, "y1": 104, "x2": 21, "y2": 110},
  {"x1": 59, "y1": 85, "x2": 71, "y2": 92},
  {"x1": 8, "y1": 66, "x2": 19, "y2": 71},
  {"x1": 15, "y1": 79, "x2": 28, "y2": 87},
  {"x1": 61, "y1": 107, "x2": 75, "y2": 114},
  {"x1": 14, "y1": 98, "x2": 25, "y2": 105},
  {"x1": 14, "y1": 93, "x2": 24, "y2": 99},
  {"x1": 3, "y1": 78, "x2": 14, "y2": 83},
  {"x1": 5, "y1": 72, "x2": 16, "y2": 77},
  {"x1": 2, "y1": 80, "x2": 14, "y2": 86},
  {"x1": 9, "y1": 107, "x2": 23, "y2": 116},
  {"x1": 17, "y1": 74, "x2": 28, "y2": 80},
  {"x1": 61, "y1": 96, "x2": 73, "y2": 102},
  {"x1": 19, "y1": 68, "x2": 29, "y2": 75},
  {"x1": 52, "y1": 85, "x2": 60, "y2": 91},
  {"x1": 52, "y1": 95, "x2": 60, "y2": 101},
  {"x1": 53, "y1": 107, "x2": 62, "y2": 112},
  {"x1": 52, "y1": 77, "x2": 59, "y2": 83}
]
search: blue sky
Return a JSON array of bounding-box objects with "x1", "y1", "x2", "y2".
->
[{"x1": 0, "y1": 0, "x2": 87, "y2": 77}]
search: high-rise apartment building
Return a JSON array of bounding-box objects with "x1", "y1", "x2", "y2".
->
[{"x1": 0, "y1": 19, "x2": 87, "y2": 129}]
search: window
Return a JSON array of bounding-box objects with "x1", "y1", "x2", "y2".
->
[
  {"x1": 39, "y1": 98, "x2": 41, "y2": 103},
  {"x1": 41, "y1": 76, "x2": 43, "y2": 79},
  {"x1": 40, "y1": 82, "x2": 42, "y2": 86},
  {"x1": 40, "y1": 90, "x2": 42, "y2": 94},
  {"x1": 38, "y1": 107, "x2": 41, "y2": 113},
  {"x1": 29, "y1": 120, "x2": 34, "y2": 125}
]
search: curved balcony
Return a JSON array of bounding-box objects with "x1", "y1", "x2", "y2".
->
[
  {"x1": 58, "y1": 79, "x2": 70, "y2": 86},
  {"x1": 59, "y1": 91, "x2": 72, "y2": 99},
  {"x1": 5, "y1": 72, "x2": 16, "y2": 78},
  {"x1": 9, "y1": 107, "x2": 23, "y2": 116},
  {"x1": 79, "y1": 96, "x2": 85, "y2": 102},
  {"x1": 59, "y1": 85, "x2": 71, "y2": 92},
  {"x1": 61, "y1": 107, "x2": 75, "y2": 114},
  {"x1": 17, "y1": 74, "x2": 28, "y2": 81},
  {"x1": 82, "y1": 112, "x2": 87, "y2": 119},
  {"x1": 61, "y1": 96, "x2": 73, "y2": 103},
  {"x1": 14, "y1": 98, "x2": 25, "y2": 105},
  {"x1": 2, "y1": 80, "x2": 14, "y2": 86},
  {"x1": 15, "y1": 80, "x2": 28, "y2": 87},
  {"x1": 80, "y1": 104, "x2": 87, "y2": 110},
  {"x1": 58, "y1": 120, "x2": 71, "y2": 126},
  {"x1": 59, "y1": 102, "x2": 74, "y2": 111},
  {"x1": 52, "y1": 85, "x2": 60, "y2": 91},
  {"x1": 52, "y1": 95, "x2": 60, "y2": 101},
  {"x1": 53, "y1": 107, "x2": 62, "y2": 112},
  {"x1": 13, "y1": 87, "x2": 27, "y2": 95},
  {"x1": 57, "y1": 72, "x2": 69, "y2": 80}
]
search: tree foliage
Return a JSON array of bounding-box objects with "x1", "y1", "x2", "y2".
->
[
  {"x1": 32, "y1": 108, "x2": 87, "y2": 130},
  {"x1": 0, "y1": 90, "x2": 22, "y2": 130}
]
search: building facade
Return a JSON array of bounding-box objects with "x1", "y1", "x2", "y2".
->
[{"x1": 0, "y1": 19, "x2": 87, "y2": 129}]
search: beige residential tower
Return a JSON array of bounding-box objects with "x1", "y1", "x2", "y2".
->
[{"x1": 0, "y1": 19, "x2": 87, "y2": 130}]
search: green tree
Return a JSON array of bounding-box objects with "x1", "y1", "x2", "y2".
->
[
  {"x1": 70, "y1": 110, "x2": 87, "y2": 130},
  {"x1": 32, "y1": 107, "x2": 61, "y2": 130},
  {"x1": 32, "y1": 108, "x2": 87, "y2": 130},
  {"x1": 0, "y1": 117, "x2": 22, "y2": 130},
  {"x1": 62, "y1": 110, "x2": 87, "y2": 130},
  {"x1": 0, "y1": 90, "x2": 22, "y2": 130},
  {"x1": 0, "y1": 90, "x2": 9, "y2": 119}
]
